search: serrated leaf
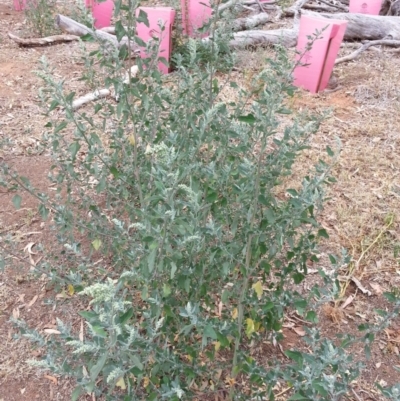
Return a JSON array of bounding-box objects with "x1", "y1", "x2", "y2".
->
[
  {"x1": 245, "y1": 318, "x2": 255, "y2": 338},
  {"x1": 12, "y1": 194, "x2": 22, "y2": 209},
  {"x1": 252, "y1": 280, "x2": 263, "y2": 300},
  {"x1": 92, "y1": 239, "x2": 102, "y2": 251}
]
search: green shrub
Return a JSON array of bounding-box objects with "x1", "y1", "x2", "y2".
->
[{"x1": 3, "y1": 3, "x2": 400, "y2": 400}]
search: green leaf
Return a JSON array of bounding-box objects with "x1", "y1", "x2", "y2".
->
[
  {"x1": 115, "y1": 20, "x2": 127, "y2": 42},
  {"x1": 91, "y1": 325, "x2": 108, "y2": 338},
  {"x1": 54, "y1": 120, "x2": 67, "y2": 134},
  {"x1": 92, "y1": 239, "x2": 102, "y2": 251},
  {"x1": 132, "y1": 355, "x2": 143, "y2": 371},
  {"x1": 12, "y1": 194, "x2": 22, "y2": 209},
  {"x1": 203, "y1": 324, "x2": 217, "y2": 340},
  {"x1": 170, "y1": 262, "x2": 177, "y2": 279},
  {"x1": 71, "y1": 386, "x2": 83, "y2": 401},
  {"x1": 148, "y1": 248, "x2": 157, "y2": 273},
  {"x1": 79, "y1": 311, "x2": 98, "y2": 321},
  {"x1": 326, "y1": 145, "x2": 334, "y2": 157},
  {"x1": 317, "y1": 228, "x2": 329, "y2": 239},
  {"x1": 38, "y1": 204, "x2": 49, "y2": 219},
  {"x1": 163, "y1": 283, "x2": 171, "y2": 297},
  {"x1": 288, "y1": 393, "x2": 308, "y2": 400},
  {"x1": 238, "y1": 114, "x2": 256, "y2": 124},
  {"x1": 119, "y1": 307, "x2": 134, "y2": 325},
  {"x1": 90, "y1": 351, "x2": 108, "y2": 381},
  {"x1": 137, "y1": 9, "x2": 149, "y2": 26},
  {"x1": 285, "y1": 350, "x2": 303, "y2": 363},
  {"x1": 69, "y1": 141, "x2": 81, "y2": 160},
  {"x1": 134, "y1": 36, "x2": 147, "y2": 47},
  {"x1": 110, "y1": 166, "x2": 120, "y2": 178}
]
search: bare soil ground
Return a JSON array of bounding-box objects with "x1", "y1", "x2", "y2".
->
[{"x1": 1, "y1": 0, "x2": 400, "y2": 400}]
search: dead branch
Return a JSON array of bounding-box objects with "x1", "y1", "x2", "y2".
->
[
  {"x1": 303, "y1": 3, "x2": 344, "y2": 12},
  {"x1": 335, "y1": 39, "x2": 400, "y2": 64},
  {"x1": 56, "y1": 14, "x2": 139, "y2": 53},
  {"x1": 232, "y1": 12, "x2": 269, "y2": 31},
  {"x1": 72, "y1": 89, "x2": 111, "y2": 110},
  {"x1": 72, "y1": 66, "x2": 139, "y2": 110},
  {"x1": 8, "y1": 32, "x2": 79, "y2": 46}
]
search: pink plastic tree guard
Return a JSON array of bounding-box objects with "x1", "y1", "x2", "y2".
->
[
  {"x1": 13, "y1": 0, "x2": 26, "y2": 11},
  {"x1": 348, "y1": 0, "x2": 382, "y2": 14},
  {"x1": 293, "y1": 15, "x2": 348, "y2": 93},
  {"x1": 136, "y1": 7, "x2": 176, "y2": 74},
  {"x1": 85, "y1": 0, "x2": 114, "y2": 29},
  {"x1": 181, "y1": 0, "x2": 212, "y2": 38}
]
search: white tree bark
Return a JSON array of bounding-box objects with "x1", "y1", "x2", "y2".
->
[
  {"x1": 229, "y1": 12, "x2": 400, "y2": 48},
  {"x1": 56, "y1": 15, "x2": 140, "y2": 53},
  {"x1": 232, "y1": 12, "x2": 269, "y2": 31}
]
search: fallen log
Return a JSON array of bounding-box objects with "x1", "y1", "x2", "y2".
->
[
  {"x1": 229, "y1": 12, "x2": 400, "y2": 48},
  {"x1": 232, "y1": 12, "x2": 269, "y2": 31},
  {"x1": 8, "y1": 32, "x2": 80, "y2": 46},
  {"x1": 304, "y1": 11, "x2": 400, "y2": 40},
  {"x1": 72, "y1": 89, "x2": 110, "y2": 110},
  {"x1": 56, "y1": 14, "x2": 140, "y2": 53},
  {"x1": 229, "y1": 28, "x2": 298, "y2": 48}
]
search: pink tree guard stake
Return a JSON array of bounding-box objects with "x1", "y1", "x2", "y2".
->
[
  {"x1": 181, "y1": 0, "x2": 212, "y2": 38},
  {"x1": 13, "y1": 0, "x2": 26, "y2": 11},
  {"x1": 91, "y1": 0, "x2": 114, "y2": 29},
  {"x1": 349, "y1": 0, "x2": 383, "y2": 14},
  {"x1": 293, "y1": 15, "x2": 347, "y2": 93},
  {"x1": 136, "y1": 7, "x2": 176, "y2": 75}
]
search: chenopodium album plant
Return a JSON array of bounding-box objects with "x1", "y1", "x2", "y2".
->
[{"x1": 2, "y1": 4, "x2": 363, "y2": 400}]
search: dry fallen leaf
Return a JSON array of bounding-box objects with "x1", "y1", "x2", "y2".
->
[
  {"x1": 44, "y1": 375, "x2": 58, "y2": 385},
  {"x1": 341, "y1": 295, "x2": 354, "y2": 309},
  {"x1": 376, "y1": 362, "x2": 382, "y2": 368},
  {"x1": 27, "y1": 295, "x2": 38, "y2": 308},
  {"x1": 293, "y1": 327, "x2": 306, "y2": 336},
  {"x1": 370, "y1": 282, "x2": 383, "y2": 296},
  {"x1": 23, "y1": 242, "x2": 38, "y2": 267},
  {"x1": 44, "y1": 329, "x2": 61, "y2": 335},
  {"x1": 79, "y1": 319, "x2": 84, "y2": 342},
  {"x1": 12, "y1": 308, "x2": 20, "y2": 319}
]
